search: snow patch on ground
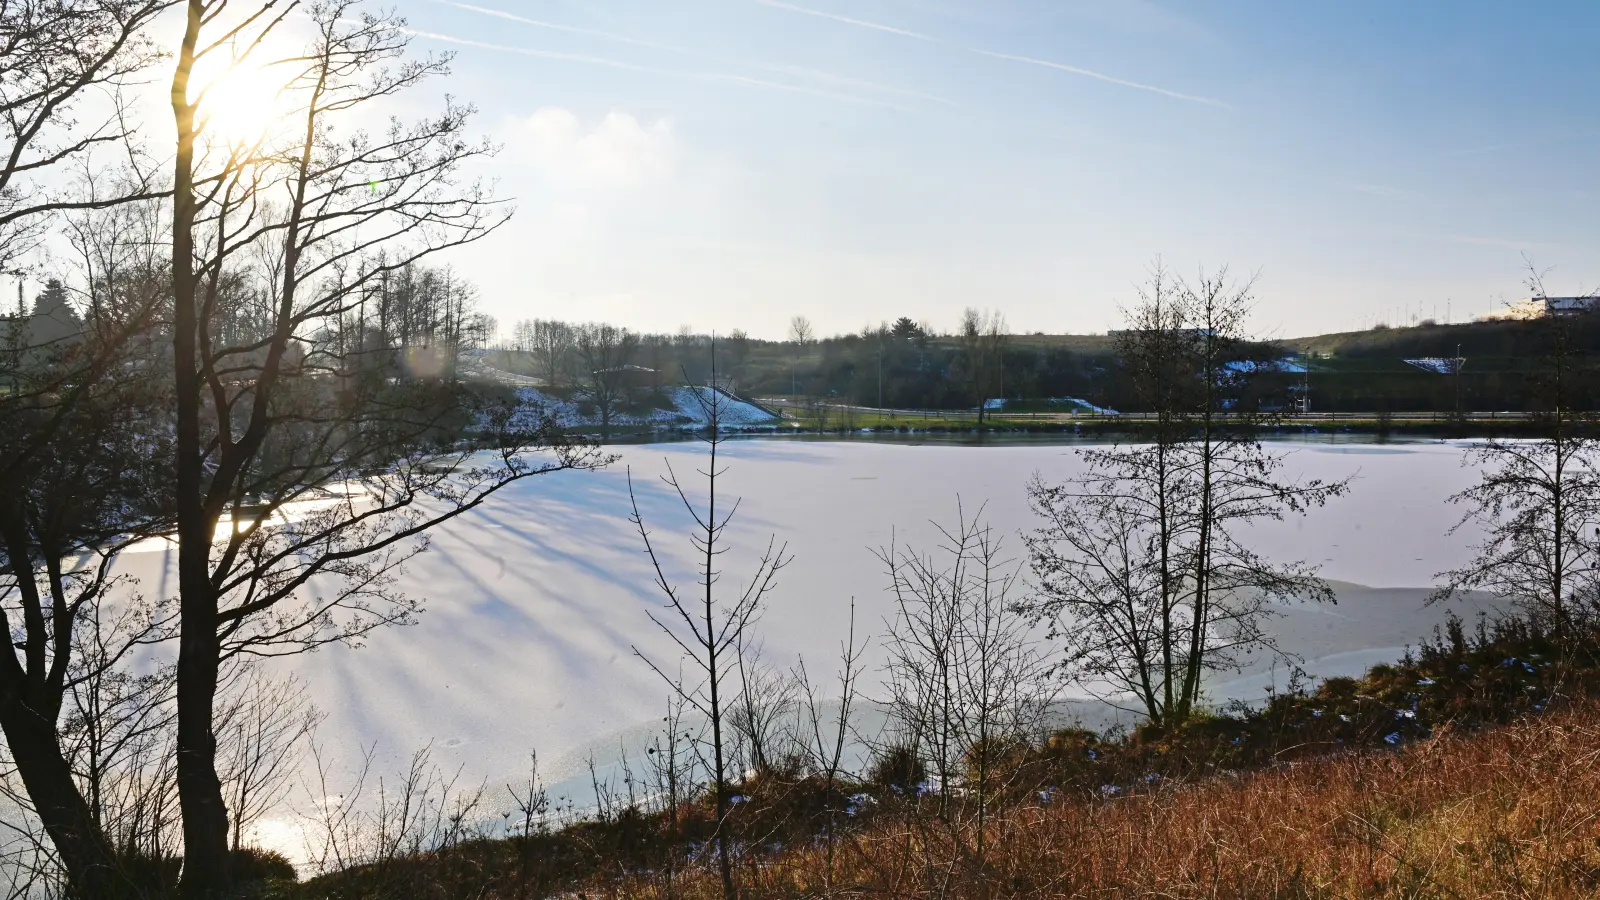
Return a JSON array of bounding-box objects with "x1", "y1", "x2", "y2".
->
[
  {"x1": 986, "y1": 397, "x2": 1120, "y2": 415},
  {"x1": 515, "y1": 385, "x2": 778, "y2": 429},
  {"x1": 1224, "y1": 358, "x2": 1309, "y2": 375},
  {"x1": 465, "y1": 358, "x2": 776, "y2": 429},
  {"x1": 1050, "y1": 397, "x2": 1119, "y2": 415},
  {"x1": 1404, "y1": 358, "x2": 1464, "y2": 375}
]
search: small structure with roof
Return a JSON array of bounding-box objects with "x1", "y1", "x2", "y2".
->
[{"x1": 1481, "y1": 296, "x2": 1600, "y2": 321}]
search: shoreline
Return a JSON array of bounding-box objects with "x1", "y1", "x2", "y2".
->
[{"x1": 565, "y1": 419, "x2": 1546, "y2": 446}]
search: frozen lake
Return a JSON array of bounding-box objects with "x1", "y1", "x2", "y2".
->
[{"x1": 113, "y1": 436, "x2": 1498, "y2": 851}]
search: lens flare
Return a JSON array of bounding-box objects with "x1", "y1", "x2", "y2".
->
[{"x1": 196, "y1": 61, "x2": 288, "y2": 145}]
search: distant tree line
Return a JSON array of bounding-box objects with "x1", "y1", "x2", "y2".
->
[
  {"x1": 493, "y1": 305, "x2": 1600, "y2": 416},
  {"x1": 7, "y1": 261, "x2": 497, "y2": 386},
  {"x1": 493, "y1": 311, "x2": 1121, "y2": 413}
]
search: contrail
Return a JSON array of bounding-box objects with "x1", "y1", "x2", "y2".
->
[
  {"x1": 753, "y1": 0, "x2": 939, "y2": 41},
  {"x1": 970, "y1": 48, "x2": 1229, "y2": 108},
  {"x1": 406, "y1": 28, "x2": 663, "y2": 74},
  {"x1": 406, "y1": 28, "x2": 907, "y2": 109},
  {"x1": 760, "y1": 61, "x2": 955, "y2": 106},
  {"x1": 754, "y1": 0, "x2": 1228, "y2": 107},
  {"x1": 433, "y1": 0, "x2": 684, "y2": 54},
  {"x1": 432, "y1": 1, "x2": 944, "y2": 107}
]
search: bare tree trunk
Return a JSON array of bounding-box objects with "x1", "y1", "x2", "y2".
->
[
  {"x1": 0, "y1": 690, "x2": 127, "y2": 898},
  {"x1": 175, "y1": 625, "x2": 229, "y2": 900},
  {"x1": 1181, "y1": 325, "x2": 1217, "y2": 718},
  {"x1": 703, "y1": 445, "x2": 734, "y2": 899},
  {"x1": 169, "y1": 2, "x2": 234, "y2": 892},
  {"x1": 1157, "y1": 439, "x2": 1175, "y2": 722},
  {"x1": 629, "y1": 347, "x2": 787, "y2": 900}
]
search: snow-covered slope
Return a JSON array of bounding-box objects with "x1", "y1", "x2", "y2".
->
[
  {"x1": 1404, "y1": 358, "x2": 1464, "y2": 375},
  {"x1": 985, "y1": 397, "x2": 1120, "y2": 415},
  {"x1": 516, "y1": 385, "x2": 778, "y2": 429},
  {"x1": 464, "y1": 357, "x2": 777, "y2": 429}
]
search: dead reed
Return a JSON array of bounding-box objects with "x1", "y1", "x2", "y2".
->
[{"x1": 597, "y1": 699, "x2": 1600, "y2": 899}]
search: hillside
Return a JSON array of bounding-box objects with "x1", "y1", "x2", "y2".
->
[
  {"x1": 483, "y1": 316, "x2": 1600, "y2": 422},
  {"x1": 1287, "y1": 315, "x2": 1600, "y2": 360},
  {"x1": 1279, "y1": 317, "x2": 1600, "y2": 413}
]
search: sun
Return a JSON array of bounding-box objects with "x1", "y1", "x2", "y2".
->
[{"x1": 195, "y1": 60, "x2": 290, "y2": 145}]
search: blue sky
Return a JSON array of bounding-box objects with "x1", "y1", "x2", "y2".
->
[{"x1": 401, "y1": 0, "x2": 1600, "y2": 340}]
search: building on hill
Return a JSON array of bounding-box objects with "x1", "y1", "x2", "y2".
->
[{"x1": 1480, "y1": 296, "x2": 1600, "y2": 321}]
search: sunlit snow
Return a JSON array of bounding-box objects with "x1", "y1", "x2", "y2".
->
[{"x1": 108, "y1": 436, "x2": 1493, "y2": 860}]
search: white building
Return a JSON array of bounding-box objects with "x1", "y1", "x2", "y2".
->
[{"x1": 1481, "y1": 296, "x2": 1600, "y2": 321}]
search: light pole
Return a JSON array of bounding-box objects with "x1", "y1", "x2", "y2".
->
[
  {"x1": 1301, "y1": 345, "x2": 1311, "y2": 416},
  {"x1": 1454, "y1": 343, "x2": 1465, "y2": 421},
  {"x1": 877, "y1": 342, "x2": 884, "y2": 423}
]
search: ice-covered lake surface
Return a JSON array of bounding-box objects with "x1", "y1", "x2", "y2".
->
[{"x1": 112, "y1": 435, "x2": 1499, "y2": 853}]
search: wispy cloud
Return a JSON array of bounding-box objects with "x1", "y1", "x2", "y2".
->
[
  {"x1": 407, "y1": 28, "x2": 907, "y2": 109},
  {"x1": 408, "y1": 29, "x2": 661, "y2": 73},
  {"x1": 521, "y1": 108, "x2": 675, "y2": 188},
  {"x1": 753, "y1": 0, "x2": 1227, "y2": 108},
  {"x1": 968, "y1": 48, "x2": 1228, "y2": 108},
  {"x1": 759, "y1": 61, "x2": 955, "y2": 106},
  {"x1": 753, "y1": 0, "x2": 939, "y2": 41},
  {"x1": 435, "y1": 1, "x2": 942, "y2": 107},
  {"x1": 434, "y1": 0, "x2": 683, "y2": 54}
]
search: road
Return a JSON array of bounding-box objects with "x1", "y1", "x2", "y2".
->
[{"x1": 756, "y1": 397, "x2": 1541, "y2": 424}]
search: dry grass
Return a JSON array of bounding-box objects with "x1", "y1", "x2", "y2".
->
[{"x1": 599, "y1": 700, "x2": 1600, "y2": 899}]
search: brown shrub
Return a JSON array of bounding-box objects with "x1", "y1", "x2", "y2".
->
[{"x1": 596, "y1": 699, "x2": 1600, "y2": 899}]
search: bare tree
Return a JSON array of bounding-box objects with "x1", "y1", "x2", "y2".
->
[
  {"x1": 299, "y1": 742, "x2": 488, "y2": 888},
  {"x1": 164, "y1": 3, "x2": 603, "y2": 893},
  {"x1": 787, "y1": 315, "x2": 813, "y2": 396},
  {"x1": 724, "y1": 328, "x2": 750, "y2": 392},
  {"x1": 574, "y1": 322, "x2": 639, "y2": 440},
  {"x1": 1022, "y1": 482, "x2": 1170, "y2": 720},
  {"x1": 531, "y1": 319, "x2": 576, "y2": 388},
  {"x1": 0, "y1": 0, "x2": 169, "y2": 271},
  {"x1": 0, "y1": 23, "x2": 178, "y2": 888},
  {"x1": 957, "y1": 308, "x2": 1007, "y2": 424},
  {"x1": 1020, "y1": 263, "x2": 1348, "y2": 728},
  {"x1": 215, "y1": 668, "x2": 321, "y2": 854},
  {"x1": 794, "y1": 600, "x2": 865, "y2": 891},
  {"x1": 1433, "y1": 265, "x2": 1600, "y2": 638},
  {"x1": 804, "y1": 394, "x2": 835, "y2": 433},
  {"x1": 0, "y1": 305, "x2": 172, "y2": 897},
  {"x1": 1096, "y1": 261, "x2": 1191, "y2": 720},
  {"x1": 878, "y1": 504, "x2": 1052, "y2": 873},
  {"x1": 730, "y1": 639, "x2": 797, "y2": 778},
  {"x1": 0, "y1": 204, "x2": 182, "y2": 899},
  {"x1": 502, "y1": 752, "x2": 549, "y2": 896},
  {"x1": 642, "y1": 687, "x2": 699, "y2": 897},
  {"x1": 2, "y1": 637, "x2": 326, "y2": 897},
  {"x1": 628, "y1": 353, "x2": 791, "y2": 900}
]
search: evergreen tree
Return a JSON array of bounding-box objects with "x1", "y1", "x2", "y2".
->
[{"x1": 27, "y1": 279, "x2": 83, "y2": 351}]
